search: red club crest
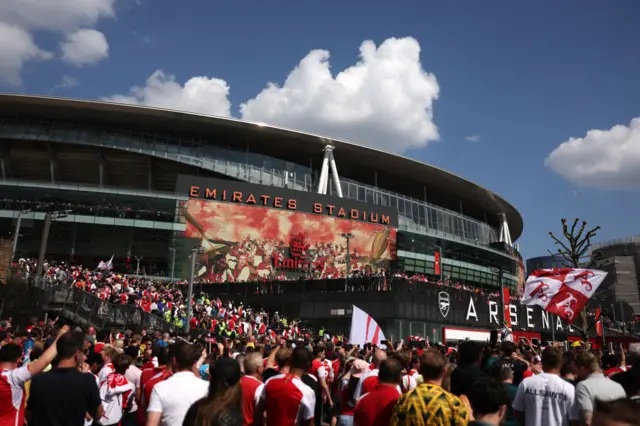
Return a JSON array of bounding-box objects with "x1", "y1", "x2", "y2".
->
[{"x1": 289, "y1": 232, "x2": 310, "y2": 259}]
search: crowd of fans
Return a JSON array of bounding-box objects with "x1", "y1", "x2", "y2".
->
[
  {"x1": 1, "y1": 314, "x2": 639, "y2": 426},
  {"x1": 12, "y1": 256, "x2": 639, "y2": 340}
]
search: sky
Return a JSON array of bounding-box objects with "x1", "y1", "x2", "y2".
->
[{"x1": 0, "y1": 0, "x2": 639, "y2": 261}]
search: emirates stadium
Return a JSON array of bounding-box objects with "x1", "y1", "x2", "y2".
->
[{"x1": 0, "y1": 93, "x2": 541, "y2": 343}]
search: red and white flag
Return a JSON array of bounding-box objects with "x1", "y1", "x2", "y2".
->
[
  {"x1": 349, "y1": 305, "x2": 387, "y2": 347},
  {"x1": 521, "y1": 268, "x2": 607, "y2": 323}
]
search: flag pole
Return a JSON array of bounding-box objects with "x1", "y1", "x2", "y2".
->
[
  {"x1": 599, "y1": 303, "x2": 606, "y2": 350},
  {"x1": 551, "y1": 258, "x2": 557, "y2": 342}
]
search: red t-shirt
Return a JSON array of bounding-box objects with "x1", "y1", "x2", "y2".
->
[
  {"x1": 240, "y1": 375, "x2": 264, "y2": 426},
  {"x1": 94, "y1": 342, "x2": 105, "y2": 354},
  {"x1": 523, "y1": 369, "x2": 534, "y2": 379},
  {"x1": 260, "y1": 374, "x2": 315, "y2": 426},
  {"x1": 604, "y1": 367, "x2": 625, "y2": 378},
  {"x1": 362, "y1": 374, "x2": 379, "y2": 396},
  {"x1": 139, "y1": 369, "x2": 172, "y2": 425},
  {"x1": 354, "y1": 384, "x2": 401, "y2": 426},
  {"x1": 0, "y1": 366, "x2": 30, "y2": 426},
  {"x1": 309, "y1": 359, "x2": 327, "y2": 381}
]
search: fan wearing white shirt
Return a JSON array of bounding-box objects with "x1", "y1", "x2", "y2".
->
[
  {"x1": 146, "y1": 341, "x2": 209, "y2": 426},
  {"x1": 513, "y1": 346, "x2": 575, "y2": 426},
  {"x1": 570, "y1": 351, "x2": 626, "y2": 426}
]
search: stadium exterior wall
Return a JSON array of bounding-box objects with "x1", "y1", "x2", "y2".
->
[{"x1": 0, "y1": 94, "x2": 523, "y2": 289}]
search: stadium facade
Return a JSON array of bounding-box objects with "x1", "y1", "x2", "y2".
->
[
  {"x1": 525, "y1": 254, "x2": 569, "y2": 276},
  {"x1": 0, "y1": 94, "x2": 534, "y2": 341},
  {"x1": 591, "y1": 237, "x2": 640, "y2": 315}
]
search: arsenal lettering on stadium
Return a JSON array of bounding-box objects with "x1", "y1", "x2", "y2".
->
[
  {"x1": 176, "y1": 174, "x2": 398, "y2": 227},
  {"x1": 418, "y1": 287, "x2": 580, "y2": 334}
]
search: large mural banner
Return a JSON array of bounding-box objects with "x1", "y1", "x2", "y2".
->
[{"x1": 183, "y1": 199, "x2": 397, "y2": 282}]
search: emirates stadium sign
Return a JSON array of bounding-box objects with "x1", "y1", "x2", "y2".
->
[{"x1": 176, "y1": 174, "x2": 398, "y2": 227}]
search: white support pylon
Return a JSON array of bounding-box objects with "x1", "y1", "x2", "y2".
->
[
  {"x1": 498, "y1": 213, "x2": 513, "y2": 247},
  {"x1": 328, "y1": 149, "x2": 343, "y2": 198},
  {"x1": 316, "y1": 145, "x2": 344, "y2": 198},
  {"x1": 317, "y1": 149, "x2": 330, "y2": 195}
]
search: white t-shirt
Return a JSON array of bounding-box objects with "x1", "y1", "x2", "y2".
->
[
  {"x1": 513, "y1": 372, "x2": 575, "y2": 426},
  {"x1": 147, "y1": 371, "x2": 209, "y2": 426},
  {"x1": 570, "y1": 373, "x2": 626, "y2": 421}
]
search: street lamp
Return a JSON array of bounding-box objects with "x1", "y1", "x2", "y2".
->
[
  {"x1": 34, "y1": 210, "x2": 71, "y2": 288},
  {"x1": 11, "y1": 209, "x2": 31, "y2": 261},
  {"x1": 185, "y1": 246, "x2": 204, "y2": 333},
  {"x1": 341, "y1": 233, "x2": 353, "y2": 291}
]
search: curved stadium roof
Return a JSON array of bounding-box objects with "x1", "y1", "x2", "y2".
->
[{"x1": 0, "y1": 94, "x2": 523, "y2": 240}]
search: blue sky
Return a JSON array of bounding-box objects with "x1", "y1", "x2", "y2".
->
[{"x1": 2, "y1": 0, "x2": 639, "y2": 261}]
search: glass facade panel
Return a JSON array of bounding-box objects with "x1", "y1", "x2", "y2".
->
[{"x1": 0, "y1": 118, "x2": 501, "y2": 246}]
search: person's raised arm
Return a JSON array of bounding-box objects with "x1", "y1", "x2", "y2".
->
[
  {"x1": 195, "y1": 348, "x2": 207, "y2": 370},
  {"x1": 27, "y1": 325, "x2": 70, "y2": 376},
  {"x1": 265, "y1": 345, "x2": 280, "y2": 370}
]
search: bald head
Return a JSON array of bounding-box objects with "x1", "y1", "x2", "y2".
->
[
  {"x1": 373, "y1": 349, "x2": 387, "y2": 367},
  {"x1": 244, "y1": 352, "x2": 264, "y2": 376}
]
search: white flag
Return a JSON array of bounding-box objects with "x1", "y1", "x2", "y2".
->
[
  {"x1": 521, "y1": 268, "x2": 607, "y2": 323},
  {"x1": 349, "y1": 305, "x2": 387, "y2": 347},
  {"x1": 97, "y1": 255, "x2": 114, "y2": 271}
]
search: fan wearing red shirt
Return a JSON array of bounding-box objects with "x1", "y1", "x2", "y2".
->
[
  {"x1": 0, "y1": 326, "x2": 69, "y2": 426},
  {"x1": 354, "y1": 359, "x2": 402, "y2": 426},
  {"x1": 602, "y1": 353, "x2": 626, "y2": 378},
  {"x1": 240, "y1": 353, "x2": 264, "y2": 426},
  {"x1": 354, "y1": 349, "x2": 387, "y2": 401},
  {"x1": 309, "y1": 347, "x2": 333, "y2": 407},
  {"x1": 255, "y1": 347, "x2": 316, "y2": 426},
  {"x1": 138, "y1": 347, "x2": 171, "y2": 426}
]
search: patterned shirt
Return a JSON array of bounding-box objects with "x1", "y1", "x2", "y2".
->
[{"x1": 390, "y1": 383, "x2": 469, "y2": 426}]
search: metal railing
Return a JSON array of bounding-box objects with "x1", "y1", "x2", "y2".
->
[
  {"x1": 49, "y1": 285, "x2": 178, "y2": 332},
  {"x1": 592, "y1": 236, "x2": 640, "y2": 250},
  {"x1": 7, "y1": 272, "x2": 178, "y2": 333}
]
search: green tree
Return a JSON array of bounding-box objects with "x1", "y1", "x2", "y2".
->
[{"x1": 548, "y1": 218, "x2": 601, "y2": 341}]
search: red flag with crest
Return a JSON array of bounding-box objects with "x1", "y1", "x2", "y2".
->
[{"x1": 521, "y1": 268, "x2": 607, "y2": 323}]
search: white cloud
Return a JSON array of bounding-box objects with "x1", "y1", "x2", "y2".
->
[
  {"x1": 106, "y1": 37, "x2": 440, "y2": 153},
  {"x1": 545, "y1": 117, "x2": 640, "y2": 189},
  {"x1": 0, "y1": 0, "x2": 116, "y2": 32},
  {"x1": 54, "y1": 75, "x2": 79, "y2": 90},
  {"x1": 103, "y1": 70, "x2": 232, "y2": 117},
  {"x1": 240, "y1": 37, "x2": 440, "y2": 153},
  {"x1": 0, "y1": 0, "x2": 116, "y2": 85},
  {"x1": 60, "y1": 29, "x2": 109, "y2": 66},
  {"x1": 0, "y1": 23, "x2": 52, "y2": 86},
  {"x1": 464, "y1": 135, "x2": 481, "y2": 142}
]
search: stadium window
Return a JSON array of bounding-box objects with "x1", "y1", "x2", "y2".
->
[
  {"x1": 358, "y1": 185, "x2": 367, "y2": 201},
  {"x1": 382, "y1": 192, "x2": 390, "y2": 207},
  {"x1": 412, "y1": 202, "x2": 420, "y2": 223},
  {"x1": 403, "y1": 200, "x2": 411, "y2": 221},
  {"x1": 415, "y1": 260, "x2": 425, "y2": 267},
  {"x1": 405, "y1": 259, "x2": 415, "y2": 266},
  {"x1": 366, "y1": 189, "x2": 374, "y2": 204}
]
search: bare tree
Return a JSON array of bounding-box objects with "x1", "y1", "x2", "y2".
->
[
  {"x1": 548, "y1": 218, "x2": 601, "y2": 341},
  {"x1": 548, "y1": 218, "x2": 600, "y2": 268}
]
